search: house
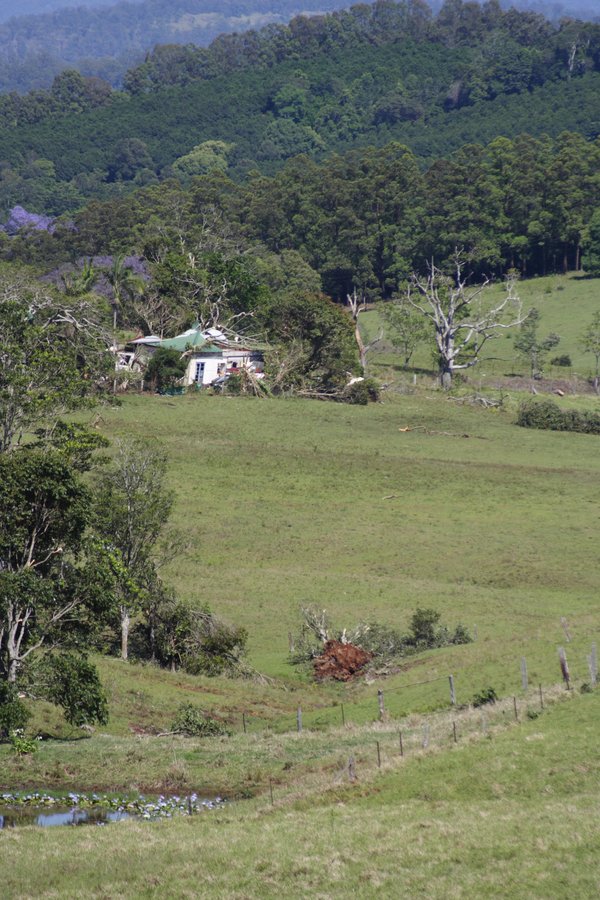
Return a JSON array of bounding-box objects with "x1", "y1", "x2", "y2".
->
[{"x1": 121, "y1": 325, "x2": 265, "y2": 386}]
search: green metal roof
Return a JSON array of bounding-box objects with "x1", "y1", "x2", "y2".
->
[{"x1": 156, "y1": 326, "x2": 208, "y2": 352}]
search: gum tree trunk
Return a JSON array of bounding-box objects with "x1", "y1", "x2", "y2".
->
[{"x1": 121, "y1": 607, "x2": 130, "y2": 661}]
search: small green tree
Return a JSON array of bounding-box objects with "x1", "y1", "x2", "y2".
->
[
  {"x1": 145, "y1": 348, "x2": 187, "y2": 392},
  {"x1": 41, "y1": 653, "x2": 108, "y2": 727},
  {"x1": 379, "y1": 298, "x2": 430, "y2": 367},
  {"x1": 514, "y1": 308, "x2": 560, "y2": 378},
  {"x1": 0, "y1": 681, "x2": 30, "y2": 739},
  {"x1": 0, "y1": 279, "x2": 110, "y2": 452},
  {"x1": 94, "y1": 438, "x2": 175, "y2": 661}
]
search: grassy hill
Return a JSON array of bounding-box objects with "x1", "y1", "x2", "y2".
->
[
  {"x1": 3, "y1": 684, "x2": 600, "y2": 896},
  {"x1": 364, "y1": 272, "x2": 600, "y2": 381},
  {"x1": 2, "y1": 293, "x2": 600, "y2": 890}
]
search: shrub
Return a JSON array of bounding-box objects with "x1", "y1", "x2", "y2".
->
[
  {"x1": 145, "y1": 348, "x2": 186, "y2": 392},
  {"x1": 9, "y1": 730, "x2": 39, "y2": 755},
  {"x1": 42, "y1": 654, "x2": 108, "y2": 727},
  {"x1": 0, "y1": 682, "x2": 31, "y2": 739},
  {"x1": 347, "y1": 621, "x2": 407, "y2": 658},
  {"x1": 342, "y1": 378, "x2": 380, "y2": 405},
  {"x1": 408, "y1": 607, "x2": 442, "y2": 648},
  {"x1": 225, "y1": 372, "x2": 243, "y2": 394},
  {"x1": 517, "y1": 399, "x2": 600, "y2": 435},
  {"x1": 472, "y1": 687, "x2": 497, "y2": 707},
  {"x1": 450, "y1": 623, "x2": 472, "y2": 645},
  {"x1": 551, "y1": 354, "x2": 571, "y2": 367},
  {"x1": 171, "y1": 703, "x2": 229, "y2": 737}
]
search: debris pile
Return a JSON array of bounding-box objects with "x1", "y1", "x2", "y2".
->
[{"x1": 313, "y1": 640, "x2": 371, "y2": 682}]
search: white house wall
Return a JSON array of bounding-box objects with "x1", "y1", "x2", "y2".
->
[{"x1": 184, "y1": 356, "x2": 223, "y2": 386}]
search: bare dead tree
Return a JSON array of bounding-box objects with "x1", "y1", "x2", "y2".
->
[
  {"x1": 346, "y1": 288, "x2": 383, "y2": 373},
  {"x1": 406, "y1": 254, "x2": 524, "y2": 389}
]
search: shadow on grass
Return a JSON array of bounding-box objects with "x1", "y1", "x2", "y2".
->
[{"x1": 37, "y1": 730, "x2": 92, "y2": 743}]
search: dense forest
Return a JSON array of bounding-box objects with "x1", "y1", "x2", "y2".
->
[
  {"x1": 0, "y1": 1, "x2": 598, "y2": 93},
  {"x1": 5, "y1": 131, "x2": 598, "y2": 291},
  {"x1": 0, "y1": 0, "x2": 599, "y2": 222},
  {"x1": 0, "y1": 1, "x2": 351, "y2": 92}
]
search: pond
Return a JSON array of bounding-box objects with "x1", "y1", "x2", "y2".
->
[{"x1": 0, "y1": 791, "x2": 225, "y2": 829}]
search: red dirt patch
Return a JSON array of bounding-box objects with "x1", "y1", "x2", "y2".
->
[{"x1": 313, "y1": 640, "x2": 371, "y2": 682}]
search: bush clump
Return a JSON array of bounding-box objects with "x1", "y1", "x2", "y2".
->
[
  {"x1": 551, "y1": 354, "x2": 571, "y2": 367},
  {"x1": 171, "y1": 703, "x2": 230, "y2": 737},
  {"x1": 290, "y1": 605, "x2": 472, "y2": 668},
  {"x1": 342, "y1": 378, "x2": 380, "y2": 405},
  {"x1": 0, "y1": 682, "x2": 31, "y2": 739},
  {"x1": 472, "y1": 687, "x2": 498, "y2": 707},
  {"x1": 517, "y1": 399, "x2": 600, "y2": 435}
]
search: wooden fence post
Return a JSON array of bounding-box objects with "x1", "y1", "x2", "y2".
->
[
  {"x1": 449, "y1": 674, "x2": 456, "y2": 706},
  {"x1": 377, "y1": 690, "x2": 385, "y2": 721},
  {"x1": 422, "y1": 724, "x2": 430, "y2": 749},
  {"x1": 398, "y1": 730, "x2": 404, "y2": 757},
  {"x1": 297, "y1": 706, "x2": 303, "y2": 732},
  {"x1": 591, "y1": 643, "x2": 598, "y2": 687},
  {"x1": 269, "y1": 778, "x2": 274, "y2": 805},
  {"x1": 341, "y1": 703, "x2": 345, "y2": 726},
  {"x1": 539, "y1": 683, "x2": 544, "y2": 710},
  {"x1": 558, "y1": 647, "x2": 571, "y2": 689},
  {"x1": 521, "y1": 657, "x2": 528, "y2": 692},
  {"x1": 513, "y1": 696, "x2": 518, "y2": 721},
  {"x1": 348, "y1": 756, "x2": 356, "y2": 782},
  {"x1": 560, "y1": 617, "x2": 571, "y2": 643},
  {"x1": 453, "y1": 721, "x2": 457, "y2": 743},
  {"x1": 376, "y1": 741, "x2": 381, "y2": 768},
  {"x1": 242, "y1": 712, "x2": 247, "y2": 734}
]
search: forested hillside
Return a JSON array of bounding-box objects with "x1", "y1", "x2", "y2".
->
[
  {"x1": 0, "y1": 0, "x2": 350, "y2": 92},
  {"x1": 0, "y1": 0, "x2": 599, "y2": 220}
]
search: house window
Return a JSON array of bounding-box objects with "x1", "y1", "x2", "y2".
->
[{"x1": 194, "y1": 362, "x2": 205, "y2": 382}]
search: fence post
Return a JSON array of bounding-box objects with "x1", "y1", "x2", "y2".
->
[
  {"x1": 449, "y1": 674, "x2": 456, "y2": 706},
  {"x1": 348, "y1": 756, "x2": 356, "y2": 782},
  {"x1": 269, "y1": 778, "x2": 274, "y2": 806},
  {"x1": 242, "y1": 712, "x2": 247, "y2": 734},
  {"x1": 453, "y1": 721, "x2": 457, "y2": 743},
  {"x1": 297, "y1": 706, "x2": 303, "y2": 732},
  {"x1": 422, "y1": 724, "x2": 430, "y2": 749},
  {"x1": 558, "y1": 647, "x2": 571, "y2": 689},
  {"x1": 591, "y1": 643, "x2": 598, "y2": 687},
  {"x1": 376, "y1": 741, "x2": 381, "y2": 768},
  {"x1": 341, "y1": 703, "x2": 345, "y2": 726},
  {"x1": 398, "y1": 730, "x2": 404, "y2": 757},
  {"x1": 513, "y1": 696, "x2": 518, "y2": 721},
  {"x1": 377, "y1": 690, "x2": 385, "y2": 721},
  {"x1": 521, "y1": 657, "x2": 528, "y2": 692},
  {"x1": 539, "y1": 683, "x2": 544, "y2": 710}
]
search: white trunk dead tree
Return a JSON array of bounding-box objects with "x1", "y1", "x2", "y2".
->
[
  {"x1": 407, "y1": 256, "x2": 524, "y2": 389},
  {"x1": 346, "y1": 289, "x2": 382, "y2": 373}
]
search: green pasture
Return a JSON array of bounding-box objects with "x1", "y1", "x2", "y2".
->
[
  {"x1": 3, "y1": 332, "x2": 600, "y2": 895},
  {"x1": 97, "y1": 388, "x2": 600, "y2": 695},
  {"x1": 363, "y1": 272, "x2": 600, "y2": 382},
  {"x1": 2, "y1": 373, "x2": 600, "y2": 794},
  {"x1": 3, "y1": 689, "x2": 599, "y2": 898}
]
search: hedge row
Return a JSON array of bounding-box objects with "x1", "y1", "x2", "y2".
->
[{"x1": 516, "y1": 399, "x2": 600, "y2": 435}]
